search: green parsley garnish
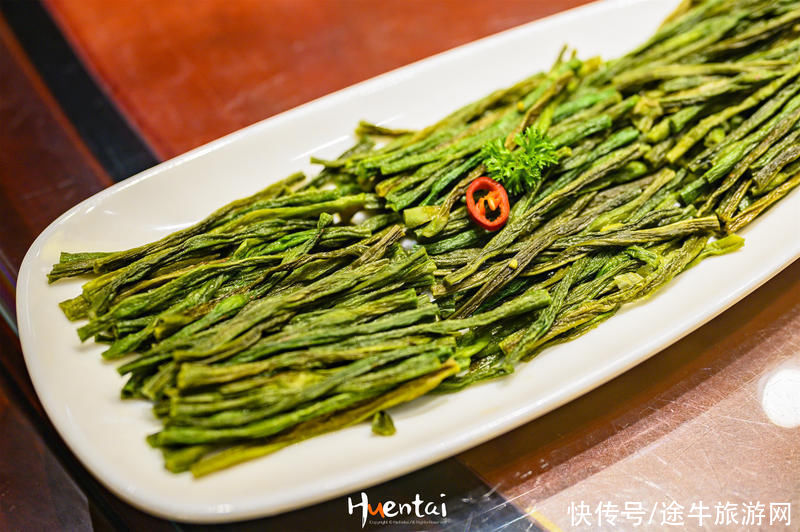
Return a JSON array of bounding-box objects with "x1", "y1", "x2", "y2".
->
[{"x1": 481, "y1": 127, "x2": 559, "y2": 196}]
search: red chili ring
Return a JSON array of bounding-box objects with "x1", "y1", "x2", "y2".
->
[{"x1": 466, "y1": 176, "x2": 510, "y2": 231}]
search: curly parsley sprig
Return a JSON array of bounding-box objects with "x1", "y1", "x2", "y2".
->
[{"x1": 481, "y1": 127, "x2": 560, "y2": 196}]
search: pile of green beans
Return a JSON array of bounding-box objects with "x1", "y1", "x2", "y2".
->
[{"x1": 50, "y1": 0, "x2": 800, "y2": 476}]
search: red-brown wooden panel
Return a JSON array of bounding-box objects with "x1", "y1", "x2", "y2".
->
[
  {"x1": 44, "y1": 0, "x2": 593, "y2": 159},
  {"x1": 0, "y1": 15, "x2": 111, "y2": 273},
  {"x1": 0, "y1": 376, "x2": 93, "y2": 531},
  {"x1": 0, "y1": 13, "x2": 111, "y2": 402}
]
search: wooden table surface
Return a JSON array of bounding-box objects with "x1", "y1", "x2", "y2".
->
[{"x1": 1, "y1": 1, "x2": 798, "y2": 530}]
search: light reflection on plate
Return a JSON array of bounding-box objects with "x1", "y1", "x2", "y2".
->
[{"x1": 759, "y1": 358, "x2": 800, "y2": 429}]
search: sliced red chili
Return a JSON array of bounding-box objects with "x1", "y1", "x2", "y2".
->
[{"x1": 466, "y1": 176, "x2": 510, "y2": 231}]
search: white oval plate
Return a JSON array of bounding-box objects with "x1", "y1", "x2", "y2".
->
[{"x1": 17, "y1": 0, "x2": 800, "y2": 523}]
